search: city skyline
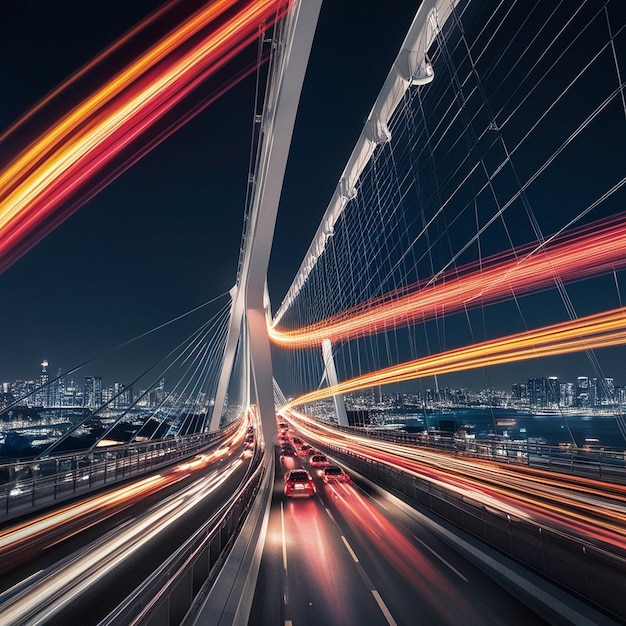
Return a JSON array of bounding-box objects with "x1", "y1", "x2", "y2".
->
[{"x1": 3, "y1": 353, "x2": 626, "y2": 408}]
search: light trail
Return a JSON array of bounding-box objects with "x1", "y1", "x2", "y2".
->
[
  {"x1": 0, "y1": 0, "x2": 290, "y2": 273},
  {"x1": 0, "y1": 0, "x2": 183, "y2": 146},
  {"x1": 0, "y1": 454, "x2": 245, "y2": 625},
  {"x1": 0, "y1": 418, "x2": 248, "y2": 575},
  {"x1": 327, "y1": 482, "x2": 474, "y2": 621},
  {"x1": 283, "y1": 306, "x2": 626, "y2": 409},
  {"x1": 270, "y1": 215, "x2": 626, "y2": 347},
  {"x1": 286, "y1": 411, "x2": 626, "y2": 555}
]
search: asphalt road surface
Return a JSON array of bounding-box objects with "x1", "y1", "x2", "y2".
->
[{"x1": 250, "y1": 444, "x2": 547, "y2": 626}]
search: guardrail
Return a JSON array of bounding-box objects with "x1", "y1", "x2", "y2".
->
[
  {"x1": 100, "y1": 445, "x2": 271, "y2": 626},
  {"x1": 316, "y1": 439, "x2": 626, "y2": 623},
  {"x1": 0, "y1": 421, "x2": 241, "y2": 521},
  {"x1": 323, "y1": 423, "x2": 626, "y2": 483}
]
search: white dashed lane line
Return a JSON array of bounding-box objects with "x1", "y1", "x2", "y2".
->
[
  {"x1": 341, "y1": 535, "x2": 360, "y2": 563},
  {"x1": 371, "y1": 589, "x2": 398, "y2": 626},
  {"x1": 281, "y1": 502, "x2": 287, "y2": 571}
]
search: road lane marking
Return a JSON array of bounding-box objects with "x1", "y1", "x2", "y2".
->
[
  {"x1": 325, "y1": 506, "x2": 336, "y2": 523},
  {"x1": 412, "y1": 534, "x2": 468, "y2": 582},
  {"x1": 341, "y1": 535, "x2": 359, "y2": 562},
  {"x1": 358, "y1": 474, "x2": 467, "y2": 582},
  {"x1": 281, "y1": 502, "x2": 287, "y2": 570},
  {"x1": 371, "y1": 589, "x2": 397, "y2": 626}
]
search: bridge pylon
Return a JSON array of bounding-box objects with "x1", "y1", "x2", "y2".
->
[{"x1": 210, "y1": 0, "x2": 323, "y2": 443}]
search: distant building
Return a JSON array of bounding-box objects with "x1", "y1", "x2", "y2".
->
[
  {"x1": 560, "y1": 382, "x2": 575, "y2": 407},
  {"x1": 10, "y1": 380, "x2": 35, "y2": 407},
  {"x1": 113, "y1": 383, "x2": 133, "y2": 408},
  {"x1": 1, "y1": 382, "x2": 13, "y2": 408},
  {"x1": 61, "y1": 379, "x2": 82, "y2": 406},
  {"x1": 547, "y1": 377, "x2": 560, "y2": 405},
  {"x1": 576, "y1": 377, "x2": 590, "y2": 408},
  {"x1": 48, "y1": 368, "x2": 64, "y2": 407},
  {"x1": 35, "y1": 360, "x2": 49, "y2": 407},
  {"x1": 84, "y1": 376, "x2": 103, "y2": 409},
  {"x1": 511, "y1": 383, "x2": 527, "y2": 402},
  {"x1": 596, "y1": 377, "x2": 615, "y2": 406},
  {"x1": 528, "y1": 378, "x2": 550, "y2": 407}
]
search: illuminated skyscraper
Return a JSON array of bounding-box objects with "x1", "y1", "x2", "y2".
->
[
  {"x1": 547, "y1": 377, "x2": 560, "y2": 406},
  {"x1": 35, "y1": 360, "x2": 49, "y2": 407},
  {"x1": 84, "y1": 376, "x2": 103, "y2": 409},
  {"x1": 10, "y1": 380, "x2": 35, "y2": 407},
  {"x1": 576, "y1": 377, "x2": 590, "y2": 408}
]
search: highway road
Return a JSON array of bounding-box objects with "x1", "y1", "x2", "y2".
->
[
  {"x1": 287, "y1": 411, "x2": 626, "y2": 556},
  {"x1": 0, "y1": 434, "x2": 254, "y2": 625},
  {"x1": 250, "y1": 440, "x2": 547, "y2": 625}
]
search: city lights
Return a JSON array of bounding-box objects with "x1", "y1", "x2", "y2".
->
[{"x1": 283, "y1": 306, "x2": 626, "y2": 410}]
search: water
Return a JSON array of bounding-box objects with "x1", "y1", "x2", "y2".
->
[{"x1": 397, "y1": 407, "x2": 626, "y2": 448}]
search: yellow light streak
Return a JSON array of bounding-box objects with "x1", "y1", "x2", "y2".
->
[{"x1": 283, "y1": 306, "x2": 626, "y2": 409}]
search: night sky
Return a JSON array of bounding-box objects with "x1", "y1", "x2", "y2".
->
[
  {"x1": 2, "y1": 1, "x2": 625, "y2": 394},
  {"x1": 0, "y1": 0, "x2": 419, "y2": 383}
]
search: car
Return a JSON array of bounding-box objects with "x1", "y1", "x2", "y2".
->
[
  {"x1": 297, "y1": 444, "x2": 312, "y2": 456},
  {"x1": 284, "y1": 469, "x2": 315, "y2": 497},
  {"x1": 292, "y1": 437, "x2": 303, "y2": 445},
  {"x1": 280, "y1": 445, "x2": 297, "y2": 457},
  {"x1": 322, "y1": 465, "x2": 351, "y2": 484},
  {"x1": 309, "y1": 454, "x2": 329, "y2": 468}
]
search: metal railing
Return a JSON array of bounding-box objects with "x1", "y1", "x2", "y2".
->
[
  {"x1": 100, "y1": 445, "x2": 271, "y2": 626},
  {"x1": 315, "y1": 439, "x2": 626, "y2": 623},
  {"x1": 0, "y1": 421, "x2": 241, "y2": 521},
  {"x1": 322, "y1": 423, "x2": 626, "y2": 483}
]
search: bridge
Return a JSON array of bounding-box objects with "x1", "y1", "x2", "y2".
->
[{"x1": 1, "y1": 0, "x2": 625, "y2": 624}]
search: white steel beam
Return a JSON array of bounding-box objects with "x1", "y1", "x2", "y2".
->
[
  {"x1": 322, "y1": 338, "x2": 348, "y2": 425},
  {"x1": 211, "y1": 0, "x2": 323, "y2": 435},
  {"x1": 272, "y1": 0, "x2": 460, "y2": 326}
]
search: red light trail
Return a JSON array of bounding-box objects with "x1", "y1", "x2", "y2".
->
[
  {"x1": 270, "y1": 215, "x2": 626, "y2": 347},
  {"x1": 0, "y1": 0, "x2": 289, "y2": 273},
  {"x1": 287, "y1": 411, "x2": 626, "y2": 555},
  {"x1": 283, "y1": 305, "x2": 626, "y2": 409}
]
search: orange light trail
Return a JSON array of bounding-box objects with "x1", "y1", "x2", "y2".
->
[
  {"x1": 0, "y1": 425, "x2": 246, "y2": 575},
  {"x1": 283, "y1": 305, "x2": 626, "y2": 409},
  {"x1": 0, "y1": 0, "x2": 289, "y2": 272},
  {"x1": 270, "y1": 215, "x2": 626, "y2": 347},
  {"x1": 286, "y1": 411, "x2": 626, "y2": 554},
  {"x1": 0, "y1": 0, "x2": 184, "y2": 146}
]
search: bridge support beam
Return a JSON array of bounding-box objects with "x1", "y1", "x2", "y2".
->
[
  {"x1": 212, "y1": 0, "x2": 323, "y2": 439},
  {"x1": 322, "y1": 339, "x2": 348, "y2": 426}
]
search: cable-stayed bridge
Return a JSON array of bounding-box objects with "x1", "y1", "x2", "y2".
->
[{"x1": 1, "y1": 0, "x2": 625, "y2": 624}]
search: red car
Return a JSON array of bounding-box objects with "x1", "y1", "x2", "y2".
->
[
  {"x1": 284, "y1": 469, "x2": 315, "y2": 497},
  {"x1": 297, "y1": 444, "x2": 312, "y2": 456},
  {"x1": 322, "y1": 465, "x2": 350, "y2": 484},
  {"x1": 309, "y1": 454, "x2": 329, "y2": 468}
]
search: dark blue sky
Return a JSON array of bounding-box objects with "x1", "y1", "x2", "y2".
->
[
  {"x1": 0, "y1": 0, "x2": 419, "y2": 383},
  {"x1": 2, "y1": 0, "x2": 625, "y2": 394}
]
